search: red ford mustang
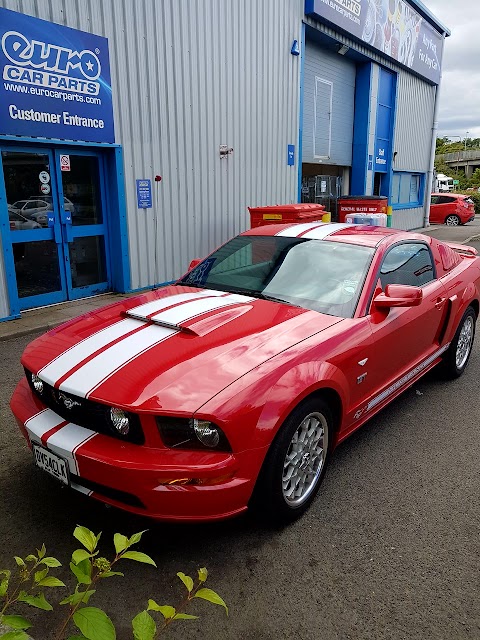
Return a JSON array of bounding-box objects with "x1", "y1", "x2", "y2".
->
[{"x1": 10, "y1": 223, "x2": 480, "y2": 523}]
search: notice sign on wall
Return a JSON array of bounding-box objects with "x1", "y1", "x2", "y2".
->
[
  {"x1": 0, "y1": 7, "x2": 114, "y2": 142},
  {"x1": 305, "y1": 0, "x2": 444, "y2": 84}
]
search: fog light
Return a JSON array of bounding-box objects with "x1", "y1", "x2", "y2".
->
[
  {"x1": 193, "y1": 419, "x2": 220, "y2": 448},
  {"x1": 32, "y1": 374, "x2": 44, "y2": 394},
  {"x1": 110, "y1": 407, "x2": 130, "y2": 435}
]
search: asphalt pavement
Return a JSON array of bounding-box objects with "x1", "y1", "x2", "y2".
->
[{"x1": 0, "y1": 220, "x2": 479, "y2": 639}]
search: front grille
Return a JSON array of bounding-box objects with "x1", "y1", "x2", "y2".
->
[{"x1": 25, "y1": 369, "x2": 145, "y2": 445}]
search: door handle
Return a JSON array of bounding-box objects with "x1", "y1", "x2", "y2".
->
[{"x1": 435, "y1": 297, "x2": 446, "y2": 309}]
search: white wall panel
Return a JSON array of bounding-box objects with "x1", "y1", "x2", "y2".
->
[{"x1": 0, "y1": 0, "x2": 304, "y2": 288}]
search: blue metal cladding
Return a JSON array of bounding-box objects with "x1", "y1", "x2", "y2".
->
[
  {"x1": 351, "y1": 62, "x2": 372, "y2": 194},
  {"x1": 0, "y1": 7, "x2": 114, "y2": 143},
  {"x1": 374, "y1": 68, "x2": 395, "y2": 174}
]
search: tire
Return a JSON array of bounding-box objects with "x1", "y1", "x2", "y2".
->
[
  {"x1": 250, "y1": 396, "x2": 332, "y2": 523},
  {"x1": 441, "y1": 306, "x2": 476, "y2": 379},
  {"x1": 445, "y1": 214, "x2": 461, "y2": 226}
]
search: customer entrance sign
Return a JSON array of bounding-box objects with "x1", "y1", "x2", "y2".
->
[{"x1": 0, "y1": 7, "x2": 114, "y2": 142}]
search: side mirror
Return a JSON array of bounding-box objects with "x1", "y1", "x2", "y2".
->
[
  {"x1": 374, "y1": 284, "x2": 423, "y2": 309},
  {"x1": 188, "y1": 258, "x2": 202, "y2": 271}
]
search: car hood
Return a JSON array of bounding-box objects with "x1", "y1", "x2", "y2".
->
[{"x1": 22, "y1": 285, "x2": 343, "y2": 414}]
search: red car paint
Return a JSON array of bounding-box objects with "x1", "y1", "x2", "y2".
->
[
  {"x1": 10, "y1": 223, "x2": 480, "y2": 521},
  {"x1": 430, "y1": 193, "x2": 476, "y2": 226}
]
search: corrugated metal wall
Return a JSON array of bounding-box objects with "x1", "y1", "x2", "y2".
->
[
  {"x1": 303, "y1": 42, "x2": 356, "y2": 166},
  {"x1": 392, "y1": 70, "x2": 436, "y2": 172},
  {"x1": 0, "y1": 0, "x2": 304, "y2": 289}
]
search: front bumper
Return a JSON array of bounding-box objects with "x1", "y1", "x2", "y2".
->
[{"x1": 10, "y1": 379, "x2": 265, "y2": 522}]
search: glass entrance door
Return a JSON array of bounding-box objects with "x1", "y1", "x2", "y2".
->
[
  {"x1": 2, "y1": 149, "x2": 67, "y2": 308},
  {"x1": 55, "y1": 152, "x2": 109, "y2": 300},
  {"x1": 1, "y1": 147, "x2": 111, "y2": 310}
]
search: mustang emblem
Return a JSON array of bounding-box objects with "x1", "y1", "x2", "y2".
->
[{"x1": 58, "y1": 392, "x2": 81, "y2": 410}]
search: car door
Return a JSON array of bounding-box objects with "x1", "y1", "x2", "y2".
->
[{"x1": 366, "y1": 241, "x2": 448, "y2": 401}]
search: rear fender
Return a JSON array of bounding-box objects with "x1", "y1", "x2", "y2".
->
[{"x1": 444, "y1": 283, "x2": 478, "y2": 344}]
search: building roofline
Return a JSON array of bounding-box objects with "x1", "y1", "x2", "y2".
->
[{"x1": 408, "y1": 0, "x2": 451, "y2": 37}]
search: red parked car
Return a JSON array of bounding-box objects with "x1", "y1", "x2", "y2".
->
[
  {"x1": 10, "y1": 223, "x2": 480, "y2": 523},
  {"x1": 430, "y1": 193, "x2": 476, "y2": 226}
]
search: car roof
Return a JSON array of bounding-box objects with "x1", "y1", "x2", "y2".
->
[
  {"x1": 431, "y1": 192, "x2": 465, "y2": 198},
  {"x1": 242, "y1": 222, "x2": 412, "y2": 248}
]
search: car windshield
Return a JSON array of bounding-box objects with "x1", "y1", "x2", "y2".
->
[{"x1": 178, "y1": 235, "x2": 375, "y2": 318}]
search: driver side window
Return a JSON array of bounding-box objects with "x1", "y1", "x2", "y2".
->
[{"x1": 380, "y1": 243, "x2": 435, "y2": 289}]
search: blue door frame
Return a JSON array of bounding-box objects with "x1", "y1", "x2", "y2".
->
[{"x1": 0, "y1": 136, "x2": 129, "y2": 319}]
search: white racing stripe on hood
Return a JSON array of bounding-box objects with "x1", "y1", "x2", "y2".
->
[
  {"x1": 301, "y1": 223, "x2": 352, "y2": 239},
  {"x1": 55, "y1": 293, "x2": 255, "y2": 398},
  {"x1": 38, "y1": 291, "x2": 226, "y2": 387},
  {"x1": 25, "y1": 408, "x2": 65, "y2": 442},
  {"x1": 45, "y1": 423, "x2": 96, "y2": 475},
  {"x1": 275, "y1": 222, "x2": 326, "y2": 237},
  {"x1": 39, "y1": 318, "x2": 142, "y2": 387},
  {"x1": 149, "y1": 293, "x2": 255, "y2": 323},
  {"x1": 128, "y1": 290, "x2": 225, "y2": 318},
  {"x1": 59, "y1": 324, "x2": 177, "y2": 398}
]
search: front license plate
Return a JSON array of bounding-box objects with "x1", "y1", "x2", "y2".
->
[{"x1": 32, "y1": 444, "x2": 70, "y2": 486}]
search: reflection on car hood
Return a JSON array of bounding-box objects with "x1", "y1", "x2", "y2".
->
[{"x1": 22, "y1": 285, "x2": 342, "y2": 413}]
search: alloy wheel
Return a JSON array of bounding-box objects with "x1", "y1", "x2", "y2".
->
[{"x1": 456, "y1": 315, "x2": 474, "y2": 369}]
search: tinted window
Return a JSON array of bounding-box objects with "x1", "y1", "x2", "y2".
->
[
  {"x1": 436, "y1": 196, "x2": 455, "y2": 205},
  {"x1": 380, "y1": 243, "x2": 435, "y2": 288}
]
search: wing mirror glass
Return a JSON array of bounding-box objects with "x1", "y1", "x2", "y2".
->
[{"x1": 374, "y1": 284, "x2": 423, "y2": 309}]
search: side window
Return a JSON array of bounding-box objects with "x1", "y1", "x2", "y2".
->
[
  {"x1": 431, "y1": 195, "x2": 439, "y2": 205},
  {"x1": 380, "y1": 243, "x2": 435, "y2": 289},
  {"x1": 437, "y1": 196, "x2": 454, "y2": 205}
]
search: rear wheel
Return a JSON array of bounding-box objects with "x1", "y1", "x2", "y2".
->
[
  {"x1": 251, "y1": 396, "x2": 332, "y2": 523},
  {"x1": 441, "y1": 307, "x2": 476, "y2": 378},
  {"x1": 445, "y1": 214, "x2": 461, "y2": 226}
]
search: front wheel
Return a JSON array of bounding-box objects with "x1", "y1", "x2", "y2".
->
[
  {"x1": 441, "y1": 307, "x2": 476, "y2": 379},
  {"x1": 445, "y1": 214, "x2": 461, "y2": 226},
  {"x1": 251, "y1": 397, "x2": 332, "y2": 523}
]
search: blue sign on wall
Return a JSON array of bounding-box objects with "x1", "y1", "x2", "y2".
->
[
  {"x1": 287, "y1": 144, "x2": 295, "y2": 166},
  {"x1": 0, "y1": 7, "x2": 114, "y2": 143},
  {"x1": 136, "y1": 179, "x2": 152, "y2": 209}
]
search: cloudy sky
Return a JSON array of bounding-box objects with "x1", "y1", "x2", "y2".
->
[{"x1": 426, "y1": 0, "x2": 480, "y2": 140}]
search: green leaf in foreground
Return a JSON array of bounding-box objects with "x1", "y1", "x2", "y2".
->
[
  {"x1": 73, "y1": 607, "x2": 116, "y2": 640},
  {"x1": 198, "y1": 567, "x2": 208, "y2": 583},
  {"x1": 120, "y1": 551, "x2": 156, "y2": 567},
  {"x1": 72, "y1": 549, "x2": 92, "y2": 565},
  {"x1": 194, "y1": 588, "x2": 228, "y2": 615},
  {"x1": 37, "y1": 576, "x2": 66, "y2": 588},
  {"x1": 176, "y1": 572, "x2": 193, "y2": 593},
  {"x1": 73, "y1": 527, "x2": 98, "y2": 554},
  {"x1": 128, "y1": 530, "x2": 147, "y2": 547},
  {"x1": 173, "y1": 613, "x2": 199, "y2": 620},
  {"x1": 40, "y1": 556, "x2": 62, "y2": 568},
  {"x1": 147, "y1": 601, "x2": 175, "y2": 619},
  {"x1": 17, "y1": 591, "x2": 53, "y2": 611},
  {"x1": 2, "y1": 615, "x2": 32, "y2": 630},
  {"x1": 132, "y1": 610, "x2": 156, "y2": 640},
  {"x1": 1, "y1": 631, "x2": 30, "y2": 640},
  {"x1": 14, "y1": 557, "x2": 26, "y2": 568},
  {"x1": 70, "y1": 559, "x2": 92, "y2": 585},
  {"x1": 113, "y1": 533, "x2": 129, "y2": 555}
]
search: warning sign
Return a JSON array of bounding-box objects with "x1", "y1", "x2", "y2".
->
[{"x1": 60, "y1": 155, "x2": 71, "y2": 172}]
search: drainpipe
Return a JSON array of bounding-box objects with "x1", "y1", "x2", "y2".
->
[{"x1": 424, "y1": 33, "x2": 446, "y2": 227}]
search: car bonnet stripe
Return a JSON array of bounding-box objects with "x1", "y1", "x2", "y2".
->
[
  {"x1": 58, "y1": 324, "x2": 177, "y2": 398},
  {"x1": 24, "y1": 408, "x2": 66, "y2": 442},
  {"x1": 149, "y1": 293, "x2": 255, "y2": 323},
  {"x1": 45, "y1": 423, "x2": 97, "y2": 475},
  {"x1": 56, "y1": 293, "x2": 256, "y2": 398},
  {"x1": 275, "y1": 222, "x2": 327, "y2": 237},
  {"x1": 300, "y1": 223, "x2": 352, "y2": 239},
  {"x1": 38, "y1": 292, "x2": 221, "y2": 383},
  {"x1": 127, "y1": 290, "x2": 226, "y2": 318},
  {"x1": 39, "y1": 318, "x2": 143, "y2": 387}
]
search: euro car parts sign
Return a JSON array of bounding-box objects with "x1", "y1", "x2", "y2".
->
[
  {"x1": 0, "y1": 7, "x2": 114, "y2": 142},
  {"x1": 305, "y1": 0, "x2": 444, "y2": 84}
]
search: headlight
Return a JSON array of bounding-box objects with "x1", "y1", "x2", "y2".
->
[
  {"x1": 156, "y1": 417, "x2": 231, "y2": 451},
  {"x1": 193, "y1": 419, "x2": 220, "y2": 448},
  {"x1": 32, "y1": 373, "x2": 44, "y2": 394},
  {"x1": 110, "y1": 407, "x2": 130, "y2": 435}
]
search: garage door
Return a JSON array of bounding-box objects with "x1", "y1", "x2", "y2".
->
[{"x1": 302, "y1": 41, "x2": 356, "y2": 166}]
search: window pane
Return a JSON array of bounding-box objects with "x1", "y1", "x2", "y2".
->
[
  {"x1": 14, "y1": 240, "x2": 61, "y2": 298},
  {"x1": 391, "y1": 173, "x2": 400, "y2": 204},
  {"x1": 380, "y1": 243, "x2": 434, "y2": 288},
  {"x1": 409, "y1": 175, "x2": 420, "y2": 203}
]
